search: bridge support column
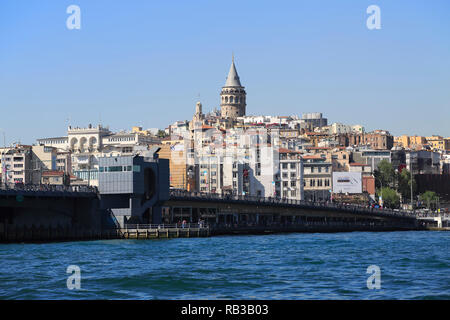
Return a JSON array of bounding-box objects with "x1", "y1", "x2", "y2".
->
[{"x1": 434, "y1": 216, "x2": 442, "y2": 228}]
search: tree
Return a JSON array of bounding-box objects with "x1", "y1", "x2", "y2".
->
[
  {"x1": 374, "y1": 160, "x2": 395, "y2": 189},
  {"x1": 419, "y1": 191, "x2": 439, "y2": 209},
  {"x1": 157, "y1": 129, "x2": 168, "y2": 138},
  {"x1": 378, "y1": 187, "x2": 400, "y2": 209},
  {"x1": 397, "y1": 169, "x2": 416, "y2": 201}
]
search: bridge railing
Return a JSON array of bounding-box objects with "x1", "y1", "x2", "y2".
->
[
  {"x1": 169, "y1": 190, "x2": 440, "y2": 219},
  {"x1": 0, "y1": 183, "x2": 98, "y2": 193},
  {"x1": 123, "y1": 223, "x2": 209, "y2": 230}
]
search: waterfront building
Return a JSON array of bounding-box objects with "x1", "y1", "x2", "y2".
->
[
  {"x1": 0, "y1": 145, "x2": 33, "y2": 185},
  {"x1": 37, "y1": 124, "x2": 161, "y2": 186},
  {"x1": 278, "y1": 148, "x2": 304, "y2": 200},
  {"x1": 98, "y1": 151, "x2": 169, "y2": 228},
  {"x1": 0, "y1": 145, "x2": 63, "y2": 185},
  {"x1": 56, "y1": 151, "x2": 72, "y2": 174},
  {"x1": 158, "y1": 136, "x2": 195, "y2": 191},
  {"x1": 41, "y1": 170, "x2": 69, "y2": 185},
  {"x1": 302, "y1": 155, "x2": 332, "y2": 201},
  {"x1": 30, "y1": 145, "x2": 58, "y2": 184}
]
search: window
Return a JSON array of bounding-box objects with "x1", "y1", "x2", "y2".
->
[
  {"x1": 318, "y1": 167, "x2": 321, "y2": 173},
  {"x1": 282, "y1": 173, "x2": 288, "y2": 178},
  {"x1": 291, "y1": 190, "x2": 296, "y2": 197},
  {"x1": 291, "y1": 181, "x2": 296, "y2": 187},
  {"x1": 282, "y1": 163, "x2": 288, "y2": 169},
  {"x1": 108, "y1": 166, "x2": 122, "y2": 172},
  {"x1": 133, "y1": 165, "x2": 141, "y2": 172},
  {"x1": 283, "y1": 181, "x2": 288, "y2": 187},
  {"x1": 311, "y1": 167, "x2": 314, "y2": 173},
  {"x1": 290, "y1": 163, "x2": 296, "y2": 169},
  {"x1": 290, "y1": 172, "x2": 296, "y2": 178}
]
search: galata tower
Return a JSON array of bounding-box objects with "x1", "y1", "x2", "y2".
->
[{"x1": 220, "y1": 56, "x2": 246, "y2": 118}]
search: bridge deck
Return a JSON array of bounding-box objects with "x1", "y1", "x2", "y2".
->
[
  {"x1": 0, "y1": 185, "x2": 97, "y2": 198},
  {"x1": 169, "y1": 191, "x2": 419, "y2": 221}
]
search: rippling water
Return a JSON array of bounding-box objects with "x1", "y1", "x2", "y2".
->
[{"x1": 0, "y1": 231, "x2": 449, "y2": 299}]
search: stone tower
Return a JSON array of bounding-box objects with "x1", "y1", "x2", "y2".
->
[{"x1": 220, "y1": 56, "x2": 246, "y2": 118}]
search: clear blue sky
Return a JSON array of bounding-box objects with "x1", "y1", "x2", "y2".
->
[{"x1": 1, "y1": 0, "x2": 449, "y2": 145}]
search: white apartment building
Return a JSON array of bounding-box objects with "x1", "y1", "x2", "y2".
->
[
  {"x1": 278, "y1": 148, "x2": 304, "y2": 200},
  {"x1": 1, "y1": 146, "x2": 32, "y2": 185},
  {"x1": 0, "y1": 145, "x2": 58, "y2": 185}
]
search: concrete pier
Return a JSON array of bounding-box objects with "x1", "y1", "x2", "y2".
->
[{"x1": 120, "y1": 224, "x2": 210, "y2": 239}]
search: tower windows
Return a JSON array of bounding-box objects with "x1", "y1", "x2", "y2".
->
[{"x1": 230, "y1": 96, "x2": 234, "y2": 103}]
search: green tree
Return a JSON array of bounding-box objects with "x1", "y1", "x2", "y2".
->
[
  {"x1": 378, "y1": 187, "x2": 400, "y2": 209},
  {"x1": 157, "y1": 129, "x2": 168, "y2": 138},
  {"x1": 374, "y1": 160, "x2": 395, "y2": 189},
  {"x1": 397, "y1": 169, "x2": 416, "y2": 201},
  {"x1": 419, "y1": 191, "x2": 439, "y2": 209}
]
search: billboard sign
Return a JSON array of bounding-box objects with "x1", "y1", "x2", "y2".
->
[{"x1": 332, "y1": 172, "x2": 362, "y2": 194}]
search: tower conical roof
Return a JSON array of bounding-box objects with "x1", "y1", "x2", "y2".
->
[{"x1": 224, "y1": 57, "x2": 242, "y2": 87}]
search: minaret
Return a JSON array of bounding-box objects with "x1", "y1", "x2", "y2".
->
[{"x1": 220, "y1": 55, "x2": 246, "y2": 119}]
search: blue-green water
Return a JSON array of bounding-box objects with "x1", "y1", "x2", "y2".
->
[{"x1": 0, "y1": 231, "x2": 449, "y2": 299}]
